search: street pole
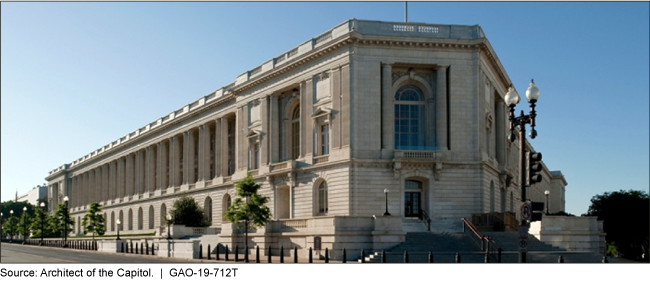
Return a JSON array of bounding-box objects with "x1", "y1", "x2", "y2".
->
[
  {"x1": 383, "y1": 189, "x2": 390, "y2": 216},
  {"x1": 40, "y1": 202, "x2": 45, "y2": 246},
  {"x1": 22, "y1": 206, "x2": 28, "y2": 244},
  {"x1": 505, "y1": 80, "x2": 540, "y2": 264},
  {"x1": 545, "y1": 190, "x2": 550, "y2": 215},
  {"x1": 63, "y1": 196, "x2": 69, "y2": 247}
]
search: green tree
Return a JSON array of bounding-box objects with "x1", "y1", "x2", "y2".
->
[
  {"x1": 30, "y1": 206, "x2": 54, "y2": 238},
  {"x1": 17, "y1": 210, "x2": 32, "y2": 240},
  {"x1": 224, "y1": 173, "x2": 271, "y2": 251},
  {"x1": 50, "y1": 203, "x2": 74, "y2": 238},
  {"x1": 587, "y1": 189, "x2": 649, "y2": 261},
  {"x1": 2, "y1": 216, "x2": 19, "y2": 238},
  {"x1": 170, "y1": 194, "x2": 210, "y2": 227},
  {"x1": 81, "y1": 202, "x2": 106, "y2": 240}
]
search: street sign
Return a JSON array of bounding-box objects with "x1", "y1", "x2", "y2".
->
[
  {"x1": 521, "y1": 202, "x2": 532, "y2": 221},
  {"x1": 518, "y1": 238, "x2": 528, "y2": 252}
]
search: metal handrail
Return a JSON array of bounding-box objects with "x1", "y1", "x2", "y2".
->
[
  {"x1": 419, "y1": 209, "x2": 431, "y2": 231},
  {"x1": 461, "y1": 218, "x2": 501, "y2": 262}
]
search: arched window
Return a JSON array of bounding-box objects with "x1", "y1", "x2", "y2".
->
[
  {"x1": 291, "y1": 106, "x2": 301, "y2": 160},
  {"x1": 395, "y1": 85, "x2": 425, "y2": 150},
  {"x1": 148, "y1": 205, "x2": 154, "y2": 229},
  {"x1": 318, "y1": 181, "x2": 328, "y2": 214},
  {"x1": 222, "y1": 194, "x2": 232, "y2": 220},
  {"x1": 204, "y1": 196, "x2": 213, "y2": 224},
  {"x1": 128, "y1": 209, "x2": 133, "y2": 230},
  {"x1": 137, "y1": 207, "x2": 143, "y2": 230}
]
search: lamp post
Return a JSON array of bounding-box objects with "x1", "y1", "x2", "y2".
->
[
  {"x1": 1, "y1": 213, "x2": 3, "y2": 241},
  {"x1": 505, "y1": 79, "x2": 540, "y2": 263},
  {"x1": 9, "y1": 210, "x2": 14, "y2": 243},
  {"x1": 545, "y1": 190, "x2": 550, "y2": 215},
  {"x1": 116, "y1": 219, "x2": 121, "y2": 240},
  {"x1": 22, "y1": 206, "x2": 28, "y2": 244},
  {"x1": 166, "y1": 213, "x2": 172, "y2": 240},
  {"x1": 39, "y1": 202, "x2": 45, "y2": 246},
  {"x1": 63, "y1": 196, "x2": 69, "y2": 247},
  {"x1": 383, "y1": 189, "x2": 391, "y2": 216}
]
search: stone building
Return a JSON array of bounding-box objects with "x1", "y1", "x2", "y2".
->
[{"x1": 45, "y1": 19, "x2": 566, "y2": 258}]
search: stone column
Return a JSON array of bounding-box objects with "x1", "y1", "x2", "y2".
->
[
  {"x1": 157, "y1": 141, "x2": 168, "y2": 190},
  {"x1": 146, "y1": 146, "x2": 154, "y2": 194},
  {"x1": 185, "y1": 130, "x2": 195, "y2": 184},
  {"x1": 110, "y1": 160, "x2": 117, "y2": 200},
  {"x1": 381, "y1": 63, "x2": 394, "y2": 154},
  {"x1": 237, "y1": 107, "x2": 247, "y2": 171},
  {"x1": 436, "y1": 64, "x2": 449, "y2": 150},
  {"x1": 299, "y1": 81, "x2": 307, "y2": 158},
  {"x1": 171, "y1": 135, "x2": 181, "y2": 187},
  {"x1": 260, "y1": 97, "x2": 269, "y2": 166},
  {"x1": 214, "y1": 118, "x2": 223, "y2": 179},
  {"x1": 496, "y1": 98, "x2": 506, "y2": 167},
  {"x1": 270, "y1": 94, "x2": 280, "y2": 163},
  {"x1": 198, "y1": 125, "x2": 206, "y2": 182},
  {"x1": 221, "y1": 117, "x2": 230, "y2": 176}
]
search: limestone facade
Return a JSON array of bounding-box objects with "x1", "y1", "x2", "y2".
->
[{"x1": 45, "y1": 19, "x2": 567, "y2": 251}]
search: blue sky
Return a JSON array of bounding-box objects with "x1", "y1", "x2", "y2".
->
[{"x1": 1, "y1": 2, "x2": 648, "y2": 216}]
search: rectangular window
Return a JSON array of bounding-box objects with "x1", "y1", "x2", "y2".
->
[{"x1": 321, "y1": 124, "x2": 330, "y2": 155}]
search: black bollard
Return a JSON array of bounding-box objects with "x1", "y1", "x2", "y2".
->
[
  {"x1": 280, "y1": 246, "x2": 284, "y2": 263},
  {"x1": 125, "y1": 242, "x2": 129, "y2": 253},
  {"x1": 309, "y1": 247, "x2": 313, "y2": 263},
  {"x1": 325, "y1": 248, "x2": 329, "y2": 263},
  {"x1": 602, "y1": 255, "x2": 608, "y2": 263},
  {"x1": 141, "y1": 243, "x2": 144, "y2": 255},
  {"x1": 558, "y1": 255, "x2": 564, "y2": 263},
  {"x1": 121, "y1": 242, "x2": 124, "y2": 253},
  {"x1": 498, "y1": 248, "x2": 502, "y2": 263},
  {"x1": 225, "y1": 245, "x2": 229, "y2": 261},
  {"x1": 146, "y1": 242, "x2": 149, "y2": 255},
  {"x1": 235, "y1": 245, "x2": 239, "y2": 262},
  {"x1": 382, "y1": 250, "x2": 386, "y2": 263},
  {"x1": 294, "y1": 247, "x2": 298, "y2": 263},
  {"x1": 361, "y1": 249, "x2": 365, "y2": 263},
  {"x1": 245, "y1": 246, "x2": 249, "y2": 263},
  {"x1": 199, "y1": 244, "x2": 203, "y2": 259},
  {"x1": 207, "y1": 245, "x2": 211, "y2": 260},
  {"x1": 255, "y1": 246, "x2": 259, "y2": 263},
  {"x1": 151, "y1": 243, "x2": 155, "y2": 255},
  {"x1": 136, "y1": 243, "x2": 139, "y2": 254},
  {"x1": 130, "y1": 241, "x2": 134, "y2": 253},
  {"x1": 429, "y1": 252, "x2": 433, "y2": 263},
  {"x1": 343, "y1": 248, "x2": 346, "y2": 263},
  {"x1": 485, "y1": 252, "x2": 490, "y2": 263},
  {"x1": 455, "y1": 253, "x2": 461, "y2": 263},
  {"x1": 404, "y1": 251, "x2": 409, "y2": 263},
  {"x1": 268, "y1": 246, "x2": 272, "y2": 263},
  {"x1": 216, "y1": 245, "x2": 220, "y2": 260}
]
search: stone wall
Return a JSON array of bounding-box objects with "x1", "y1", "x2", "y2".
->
[{"x1": 529, "y1": 216, "x2": 605, "y2": 253}]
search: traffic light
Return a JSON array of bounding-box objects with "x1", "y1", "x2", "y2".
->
[
  {"x1": 528, "y1": 151, "x2": 543, "y2": 185},
  {"x1": 530, "y1": 201, "x2": 544, "y2": 222}
]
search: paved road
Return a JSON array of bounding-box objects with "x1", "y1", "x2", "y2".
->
[{"x1": 0, "y1": 242, "x2": 198, "y2": 263}]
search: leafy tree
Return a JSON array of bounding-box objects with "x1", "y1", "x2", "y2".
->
[
  {"x1": 81, "y1": 202, "x2": 106, "y2": 240},
  {"x1": 50, "y1": 203, "x2": 74, "y2": 238},
  {"x1": 170, "y1": 194, "x2": 210, "y2": 227},
  {"x1": 30, "y1": 206, "x2": 55, "y2": 238},
  {"x1": 17, "y1": 210, "x2": 32, "y2": 240},
  {"x1": 587, "y1": 189, "x2": 649, "y2": 261},
  {"x1": 224, "y1": 173, "x2": 271, "y2": 251},
  {"x1": 2, "y1": 216, "x2": 19, "y2": 238}
]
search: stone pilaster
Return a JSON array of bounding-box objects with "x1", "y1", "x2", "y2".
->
[
  {"x1": 146, "y1": 146, "x2": 154, "y2": 194},
  {"x1": 436, "y1": 64, "x2": 449, "y2": 150},
  {"x1": 260, "y1": 96, "x2": 269, "y2": 166},
  {"x1": 381, "y1": 63, "x2": 394, "y2": 156},
  {"x1": 270, "y1": 94, "x2": 280, "y2": 163}
]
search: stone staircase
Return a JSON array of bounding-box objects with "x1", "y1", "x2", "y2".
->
[{"x1": 358, "y1": 225, "x2": 616, "y2": 263}]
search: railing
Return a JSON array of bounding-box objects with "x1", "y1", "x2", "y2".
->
[
  {"x1": 461, "y1": 218, "x2": 501, "y2": 263},
  {"x1": 314, "y1": 155, "x2": 329, "y2": 164},
  {"x1": 278, "y1": 219, "x2": 307, "y2": 229},
  {"x1": 419, "y1": 209, "x2": 431, "y2": 231}
]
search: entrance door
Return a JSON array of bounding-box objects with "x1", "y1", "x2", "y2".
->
[{"x1": 404, "y1": 192, "x2": 421, "y2": 217}]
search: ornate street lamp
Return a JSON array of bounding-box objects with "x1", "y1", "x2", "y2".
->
[
  {"x1": 505, "y1": 79, "x2": 540, "y2": 264},
  {"x1": 9, "y1": 210, "x2": 14, "y2": 243},
  {"x1": 116, "y1": 219, "x2": 121, "y2": 240},
  {"x1": 545, "y1": 190, "x2": 550, "y2": 215},
  {"x1": 166, "y1": 213, "x2": 172, "y2": 240},
  {"x1": 39, "y1": 202, "x2": 46, "y2": 246},
  {"x1": 383, "y1": 189, "x2": 391, "y2": 216},
  {"x1": 63, "y1": 196, "x2": 69, "y2": 247},
  {"x1": 22, "y1": 206, "x2": 28, "y2": 244}
]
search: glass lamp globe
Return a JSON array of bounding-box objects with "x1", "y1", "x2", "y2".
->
[
  {"x1": 526, "y1": 79, "x2": 540, "y2": 102},
  {"x1": 504, "y1": 86, "x2": 520, "y2": 106}
]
